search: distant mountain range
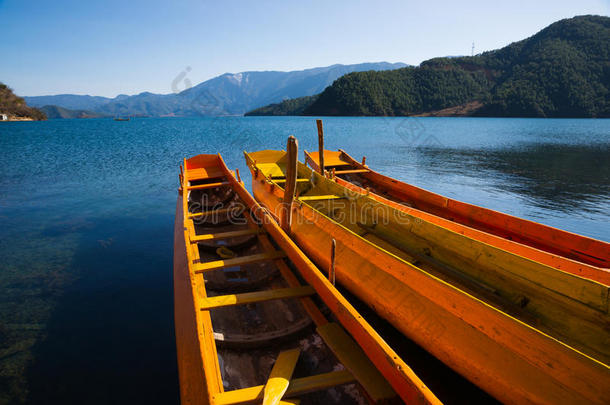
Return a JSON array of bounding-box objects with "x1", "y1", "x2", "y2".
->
[
  {"x1": 249, "y1": 15, "x2": 610, "y2": 118},
  {"x1": 39, "y1": 105, "x2": 107, "y2": 119},
  {"x1": 25, "y1": 62, "x2": 406, "y2": 118}
]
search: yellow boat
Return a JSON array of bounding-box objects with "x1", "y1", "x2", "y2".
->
[
  {"x1": 304, "y1": 149, "x2": 610, "y2": 284},
  {"x1": 174, "y1": 153, "x2": 440, "y2": 404},
  {"x1": 244, "y1": 146, "x2": 610, "y2": 404}
]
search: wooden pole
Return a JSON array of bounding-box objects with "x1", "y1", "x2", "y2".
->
[
  {"x1": 316, "y1": 119, "x2": 325, "y2": 176},
  {"x1": 282, "y1": 135, "x2": 298, "y2": 232},
  {"x1": 329, "y1": 239, "x2": 336, "y2": 285}
]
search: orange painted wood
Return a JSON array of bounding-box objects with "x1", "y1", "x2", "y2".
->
[
  {"x1": 250, "y1": 150, "x2": 610, "y2": 405},
  {"x1": 176, "y1": 152, "x2": 440, "y2": 404},
  {"x1": 241, "y1": 151, "x2": 440, "y2": 405},
  {"x1": 173, "y1": 198, "x2": 209, "y2": 405},
  {"x1": 305, "y1": 149, "x2": 610, "y2": 283}
]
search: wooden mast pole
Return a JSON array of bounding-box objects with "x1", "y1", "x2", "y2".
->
[
  {"x1": 316, "y1": 119, "x2": 325, "y2": 176},
  {"x1": 329, "y1": 239, "x2": 336, "y2": 285},
  {"x1": 282, "y1": 135, "x2": 298, "y2": 232}
]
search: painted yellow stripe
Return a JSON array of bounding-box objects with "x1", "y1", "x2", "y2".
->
[
  {"x1": 199, "y1": 286, "x2": 315, "y2": 310},
  {"x1": 263, "y1": 349, "x2": 301, "y2": 405},
  {"x1": 274, "y1": 178, "x2": 310, "y2": 183},
  {"x1": 298, "y1": 195, "x2": 344, "y2": 201}
]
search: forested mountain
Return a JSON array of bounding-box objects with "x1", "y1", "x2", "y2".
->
[
  {"x1": 25, "y1": 62, "x2": 406, "y2": 117},
  {"x1": 0, "y1": 83, "x2": 46, "y2": 120},
  {"x1": 249, "y1": 16, "x2": 610, "y2": 118},
  {"x1": 245, "y1": 95, "x2": 320, "y2": 116}
]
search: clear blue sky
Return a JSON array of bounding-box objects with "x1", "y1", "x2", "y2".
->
[{"x1": 1, "y1": 0, "x2": 608, "y2": 97}]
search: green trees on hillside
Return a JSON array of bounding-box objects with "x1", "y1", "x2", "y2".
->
[
  {"x1": 247, "y1": 15, "x2": 609, "y2": 118},
  {"x1": 0, "y1": 83, "x2": 46, "y2": 120},
  {"x1": 245, "y1": 95, "x2": 320, "y2": 116},
  {"x1": 305, "y1": 67, "x2": 491, "y2": 115}
]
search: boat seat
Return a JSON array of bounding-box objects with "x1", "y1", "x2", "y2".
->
[
  {"x1": 189, "y1": 228, "x2": 261, "y2": 243},
  {"x1": 187, "y1": 206, "x2": 244, "y2": 219},
  {"x1": 186, "y1": 181, "x2": 230, "y2": 190},
  {"x1": 199, "y1": 286, "x2": 315, "y2": 310},
  {"x1": 187, "y1": 166, "x2": 225, "y2": 181},
  {"x1": 333, "y1": 169, "x2": 370, "y2": 175},
  {"x1": 193, "y1": 250, "x2": 287, "y2": 273},
  {"x1": 212, "y1": 370, "x2": 355, "y2": 405},
  {"x1": 308, "y1": 151, "x2": 349, "y2": 168}
]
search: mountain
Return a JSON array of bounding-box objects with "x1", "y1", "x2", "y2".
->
[
  {"x1": 250, "y1": 15, "x2": 610, "y2": 118},
  {"x1": 24, "y1": 62, "x2": 407, "y2": 117},
  {"x1": 40, "y1": 105, "x2": 107, "y2": 119},
  {"x1": 25, "y1": 94, "x2": 112, "y2": 111},
  {"x1": 245, "y1": 95, "x2": 320, "y2": 116},
  {"x1": 0, "y1": 83, "x2": 46, "y2": 120}
]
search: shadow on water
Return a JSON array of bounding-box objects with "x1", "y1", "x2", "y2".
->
[{"x1": 24, "y1": 215, "x2": 179, "y2": 405}]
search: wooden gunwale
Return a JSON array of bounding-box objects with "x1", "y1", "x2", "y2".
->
[
  {"x1": 175, "y1": 153, "x2": 440, "y2": 404},
  {"x1": 304, "y1": 149, "x2": 610, "y2": 277},
  {"x1": 246, "y1": 149, "x2": 610, "y2": 404}
]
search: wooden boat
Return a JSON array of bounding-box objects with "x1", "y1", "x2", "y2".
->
[
  {"x1": 174, "y1": 153, "x2": 440, "y2": 405},
  {"x1": 304, "y1": 149, "x2": 610, "y2": 285},
  {"x1": 114, "y1": 117, "x2": 130, "y2": 121},
  {"x1": 245, "y1": 147, "x2": 610, "y2": 404}
]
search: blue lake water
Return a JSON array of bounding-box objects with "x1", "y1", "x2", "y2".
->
[{"x1": 1, "y1": 117, "x2": 609, "y2": 403}]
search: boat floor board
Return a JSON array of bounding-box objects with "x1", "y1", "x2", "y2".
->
[{"x1": 199, "y1": 286, "x2": 316, "y2": 310}]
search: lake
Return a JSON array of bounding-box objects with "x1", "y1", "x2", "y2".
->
[{"x1": 1, "y1": 117, "x2": 609, "y2": 404}]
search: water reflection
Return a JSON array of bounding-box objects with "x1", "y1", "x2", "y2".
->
[{"x1": 415, "y1": 142, "x2": 610, "y2": 214}]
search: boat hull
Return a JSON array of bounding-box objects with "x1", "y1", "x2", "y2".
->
[
  {"x1": 174, "y1": 196, "x2": 209, "y2": 405},
  {"x1": 305, "y1": 150, "x2": 610, "y2": 278},
  {"x1": 246, "y1": 155, "x2": 610, "y2": 404}
]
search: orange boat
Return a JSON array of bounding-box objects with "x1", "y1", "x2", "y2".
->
[
  {"x1": 304, "y1": 149, "x2": 610, "y2": 284},
  {"x1": 174, "y1": 153, "x2": 440, "y2": 405},
  {"x1": 245, "y1": 146, "x2": 610, "y2": 404}
]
